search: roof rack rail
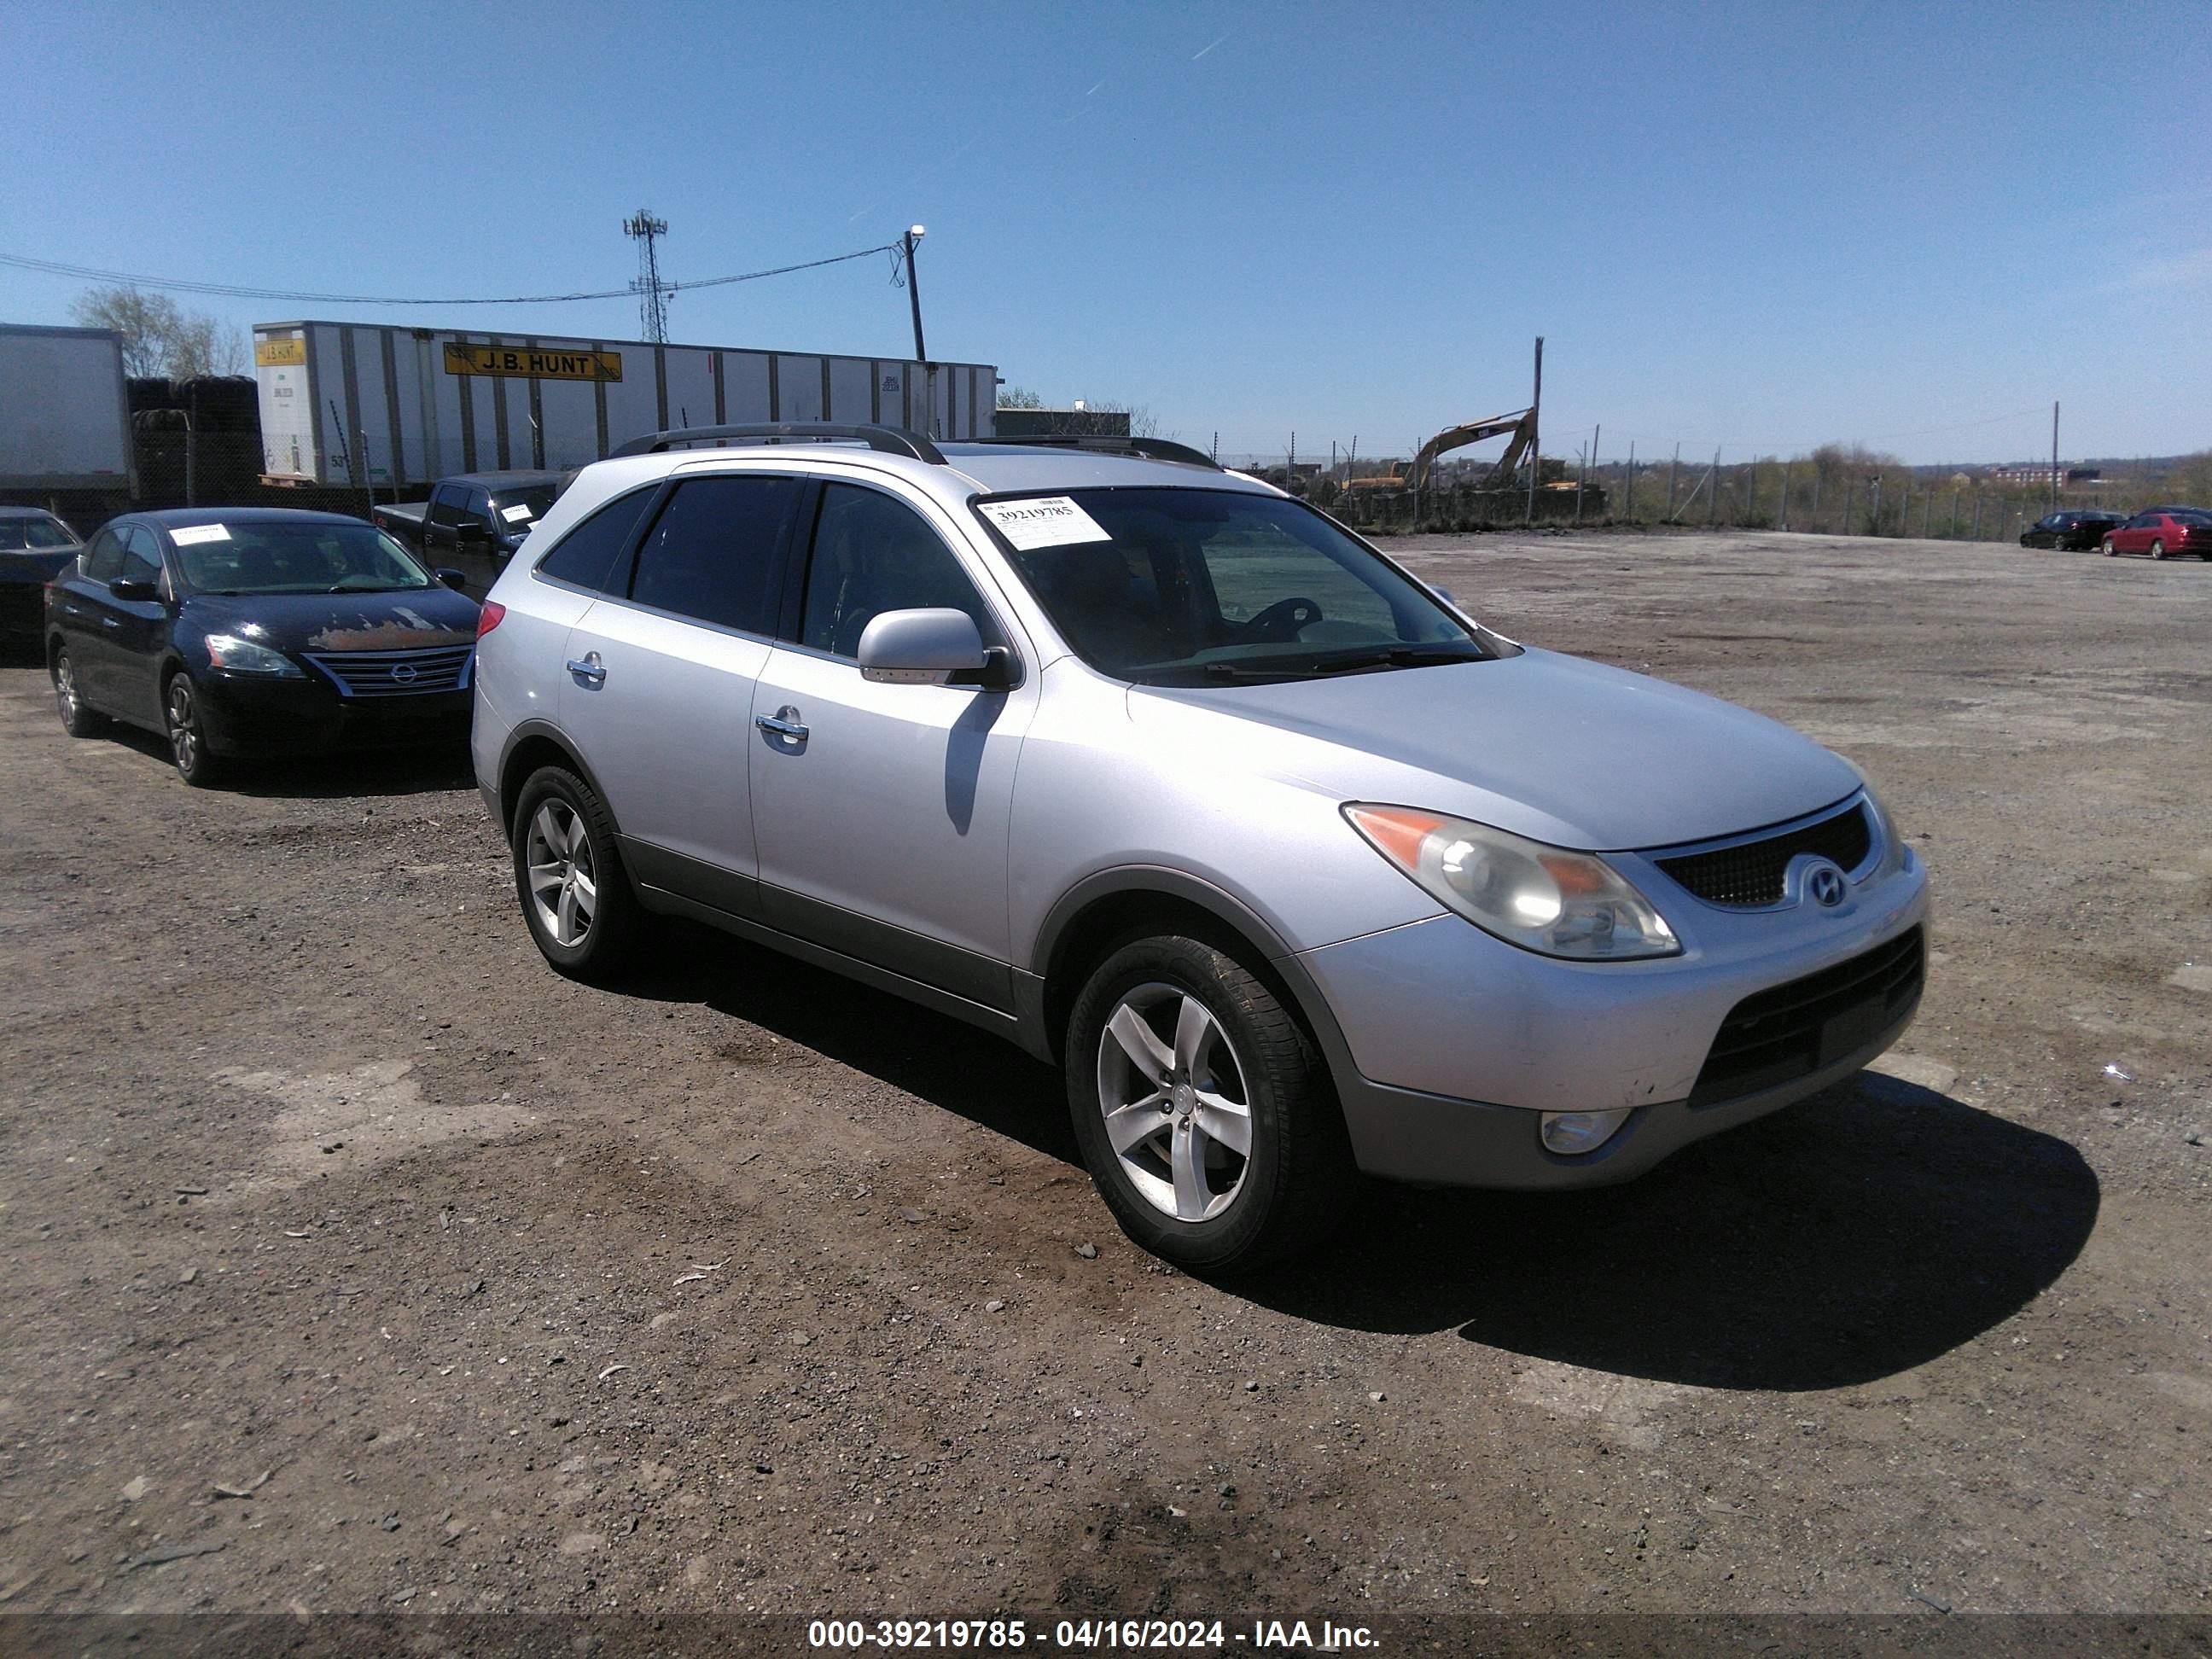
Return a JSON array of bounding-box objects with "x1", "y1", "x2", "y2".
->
[
  {"x1": 608, "y1": 422, "x2": 945, "y2": 465},
  {"x1": 964, "y1": 434, "x2": 1223, "y2": 471}
]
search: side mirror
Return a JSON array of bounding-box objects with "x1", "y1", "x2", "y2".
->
[
  {"x1": 435, "y1": 568, "x2": 470, "y2": 592},
  {"x1": 1428, "y1": 582, "x2": 1458, "y2": 605},
  {"x1": 108, "y1": 577, "x2": 159, "y2": 602},
  {"x1": 856, "y1": 608, "x2": 988, "y2": 686}
]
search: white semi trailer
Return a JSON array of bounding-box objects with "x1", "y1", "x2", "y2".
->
[
  {"x1": 253, "y1": 321, "x2": 998, "y2": 490},
  {"x1": 0, "y1": 323, "x2": 137, "y2": 504}
]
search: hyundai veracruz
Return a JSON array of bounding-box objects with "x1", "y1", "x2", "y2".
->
[{"x1": 470, "y1": 425, "x2": 1929, "y2": 1270}]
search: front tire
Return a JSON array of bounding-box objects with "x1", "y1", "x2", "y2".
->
[
  {"x1": 2150, "y1": 538, "x2": 2167, "y2": 561},
  {"x1": 163, "y1": 672, "x2": 225, "y2": 787},
  {"x1": 2102, "y1": 537, "x2": 2117, "y2": 557},
  {"x1": 511, "y1": 764, "x2": 639, "y2": 982},
  {"x1": 52, "y1": 646, "x2": 105, "y2": 738},
  {"x1": 1065, "y1": 934, "x2": 1357, "y2": 1273}
]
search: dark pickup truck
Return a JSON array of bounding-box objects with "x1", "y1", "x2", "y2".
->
[{"x1": 373, "y1": 470, "x2": 563, "y2": 594}]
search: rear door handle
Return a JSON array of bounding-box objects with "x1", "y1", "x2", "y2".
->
[
  {"x1": 565, "y1": 653, "x2": 606, "y2": 684},
  {"x1": 101, "y1": 616, "x2": 121, "y2": 629},
  {"x1": 754, "y1": 708, "x2": 808, "y2": 742}
]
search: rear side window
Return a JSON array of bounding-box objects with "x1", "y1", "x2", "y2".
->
[
  {"x1": 535, "y1": 487, "x2": 657, "y2": 593},
  {"x1": 627, "y1": 476, "x2": 800, "y2": 634}
]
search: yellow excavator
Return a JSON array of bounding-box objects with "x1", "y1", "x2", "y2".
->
[{"x1": 1343, "y1": 408, "x2": 1538, "y2": 492}]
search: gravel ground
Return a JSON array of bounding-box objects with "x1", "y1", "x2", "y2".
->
[{"x1": 0, "y1": 528, "x2": 2205, "y2": 1624}]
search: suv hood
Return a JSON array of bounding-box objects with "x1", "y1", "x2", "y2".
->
[{"x1": 1131, "y1": 646, "x2": 1861, "y2": 851}]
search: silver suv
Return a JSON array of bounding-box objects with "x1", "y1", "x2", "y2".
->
[{"x1": 472, "y1": 424, "x2": 1928, "y2": 1270}]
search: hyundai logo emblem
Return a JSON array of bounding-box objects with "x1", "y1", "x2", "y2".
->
[
  {"x1": 1805, "y1": 860, "x2": 1848, "y2": 908},
  {"x1": 388, "y1": 662, "x2": 418, "y2": 684}
]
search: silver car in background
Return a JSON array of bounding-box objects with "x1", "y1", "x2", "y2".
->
[{"x1": 471, "y1": 424, "x2": 1928, "y2": 1271}]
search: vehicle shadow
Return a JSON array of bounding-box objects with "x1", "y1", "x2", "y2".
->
[
  {"x1": 1239, "y1": 1071, "x2": 2099, "y2": 1391},
  {"x1": 620, "y1": 917, "x2": 1079, "y2": 1167},
  {"x1": 609, "y1": 922, "x2": 2098, "y2": 1392},
  {"x1": 92, "y1": 722, "x2": 477, "y2": 800}
]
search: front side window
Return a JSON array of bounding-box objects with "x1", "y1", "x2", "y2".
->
[
  {"x1": 976, "y1": 488, "x2": 1481, "y2": 685},
  {"x1": 801, "y1": 483, "x2": 995, "y2": 657},
  {"x1": 172, "y1": 522, "x2": 433, "y2": 594},
  {"x1": 120, "y1": 527, "x2": 163, "y2": 585},
  {"x1": 428, "y1": 486, "x2": 465, "y2": 528},
  {"x1": 82, "y1": 527, "x2": 126, "y2": 582},
  {"x1": 628, "y1": 475, "x2": 799, "y2": 634}
]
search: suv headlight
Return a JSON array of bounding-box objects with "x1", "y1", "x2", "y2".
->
[
  {"x1": 204, "y1": 634, "x2": 304, "y2": 677},
  {"x1": 1344, "y1": 804, "x2": 1680, "y2": 960}
]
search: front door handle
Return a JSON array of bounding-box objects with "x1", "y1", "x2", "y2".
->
[
  {"x1": 101, "y1": 616, "x2": 121, "y2": 629},
  {"x1": 565, "y1": 652, "x2": 606, "y2": 685},
  {"x1": 754, "y1": 707, "x2": 808, "y2": 743}
]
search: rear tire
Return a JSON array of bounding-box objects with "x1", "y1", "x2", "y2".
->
[
  {"x1": 2102, "y1": 537, "x2": 2117, "y2": 557},
  {"x1": 1065, "y1": 934, "x2": 1358, "y2": 1273},
  {"x1": 52, "y1": 646, "x2": 105, "y2": 738},
  {"x1": 2150, "y1": 538, "x2": 2167, "y2": 561},
  {"x1": 162, "y1": 672, "x2": 225, "y2": 788},
  {"x1": 511, "y1": 764, "x2": 639, "y2": 982}
]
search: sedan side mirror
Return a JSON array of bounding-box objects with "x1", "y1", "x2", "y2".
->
[
  {"x1": 856, "y1": 607, "x2": 988, "y2": 686},
  {"x1": 1428, "y1": 582, "x2": 1458, "y2": 604},
  {"x1": 108, "y1": 577, "x2": 159, "y2": 602},
  {"x1": 434, "y1": 568, "x2": 470, "y2": 592}
]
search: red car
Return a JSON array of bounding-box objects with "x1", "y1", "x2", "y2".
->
[{"x1": 2102, "y1": 509, "x2": 2212, "y2": 561}]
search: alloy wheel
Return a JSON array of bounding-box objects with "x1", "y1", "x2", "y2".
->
[
  {"x1": 1094, "y1": 981, "x2": 1254, "y2": 1223},
  {"x1": 55, "y1": 653, "x2": 80, "y2": 725},
  {"x1": 525, "y1": 800, "x2": 599, "y2": 948},
  {"x1": 166, "y1": 678, "x2": 201, "y2": 773},
  {"x1": 2151, "y1": 538, "x2": 2166, "y2": 561}
]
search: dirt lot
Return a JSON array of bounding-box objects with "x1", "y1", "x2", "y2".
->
[{"x1": 0, "y1": 529, "x2": 2206, "y2": 1628}]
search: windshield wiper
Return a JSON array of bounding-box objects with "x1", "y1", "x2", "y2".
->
[{"x1": 1308, "y1": 643, "x2": 1485, "y2": 675}]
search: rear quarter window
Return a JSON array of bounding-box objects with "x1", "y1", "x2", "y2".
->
[{"x1": 534, "y1": 487, "x2": 658, "y2": 593}]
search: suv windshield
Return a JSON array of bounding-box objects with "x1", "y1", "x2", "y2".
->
[
  {"x1": 174, "y1": 521, "x2": 434, "y2": 594},
  {"x1": 976, "y1": 487, "x2": 1485, "y2": 684},
  {"x1": 0, "y1": 515, "x2": 79, "y2": 550}
]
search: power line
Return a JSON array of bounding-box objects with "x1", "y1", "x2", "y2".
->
[{"x1": 0, "y1": 242, "x2": 902, "y2": 308}]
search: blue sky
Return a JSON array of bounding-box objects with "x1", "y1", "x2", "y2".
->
[{"x1": 3, "y1": 1, "x2": 2204, "y2": 465}]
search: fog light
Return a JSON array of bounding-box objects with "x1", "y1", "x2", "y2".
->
[{"x1": 1540, "y1": 1108, "x2": 1633, "y2": 1155}]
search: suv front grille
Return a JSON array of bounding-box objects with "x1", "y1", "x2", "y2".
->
[
  {"x1": 1654, "y1": 800, "x2": 1872, "y2": 907},
  {"x1": 1688, "y1": 927, "x2": 1924, "y2": 1108},
  {"x1": 304, "y1": 644, "x2": 474, "y2": 697}
]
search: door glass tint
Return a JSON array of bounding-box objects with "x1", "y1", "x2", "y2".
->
[
  {"x1": 428, "y1": 486, "x2": 463, "y2": 527},
  {"x1": 120, "y1": 527, "x2": 162, "y2": 584},
  {"x1": 536, "y1": 487, "x2": 656, "y2": 593},
  {"x1": 82, "y1": 528, "x2": 125, "y2": 582},
  {"x1": 801, "y1": 484, "x2": 993, "y2": 657},
  {"x1": 628, "y1": 476, "x2": 799, "y2": 634}
]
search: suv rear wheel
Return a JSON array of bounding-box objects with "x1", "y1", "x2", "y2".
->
[
  {"x1": 1066, "y1": 934, "x2": 1357, "y2": 1273},
  {"x1": 512, "y1": 764, "x2": 639, "y2": 981}
]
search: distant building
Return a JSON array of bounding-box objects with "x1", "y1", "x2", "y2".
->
[{"x1": 1987, "y1": 463, "x2": 2101, "y2": 486}]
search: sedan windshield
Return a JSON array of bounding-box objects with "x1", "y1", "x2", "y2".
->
[
  {"x1": 174, "y1": 522, "x2": 434, "y2": 594},
  {"x1": 0, "y1": 515, "x2": 79, "y2": 550},
  {"x1": 976, "y1": 488, "x2": 1485, "y2": 684}
]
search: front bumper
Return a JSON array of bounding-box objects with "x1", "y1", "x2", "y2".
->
[
  {"x1": 1300, "y1": 845, "x2": 1930, "y2": 1188},
  {"x1": 194, "y1": 672, "x2": 472, "y2": 757}
]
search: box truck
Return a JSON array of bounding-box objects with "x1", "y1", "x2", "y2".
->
[
  {"x1": 0, "y1": 323, "x2": 137, "y2": 510},
  {"x1": 254, "y1": 321, "x2": 998, "y2": 491}
]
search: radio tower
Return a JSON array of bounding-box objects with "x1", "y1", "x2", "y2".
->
[{"x1": 623, "y1": 209, "x2": 671, "y2": 343}]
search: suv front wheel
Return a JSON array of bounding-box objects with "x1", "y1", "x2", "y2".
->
[
  {"x1": 511, "y1": 764, "x2": 639, "y2": 981},
  {"x1": 1066, "y1": 934, "x2": 1357, "y2": 1273}
]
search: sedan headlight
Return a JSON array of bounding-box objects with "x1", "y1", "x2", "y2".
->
[
  {"x1": 204, "y1": 634, "x2": 304, "y2": 677},
  {"x1": 1344, "y1": 804, "x2": 1680, "y2": 959}
]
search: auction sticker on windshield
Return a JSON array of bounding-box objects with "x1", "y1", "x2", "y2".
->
[
  {"x1": 976, "y1": 497, "x2": 1111, "y2": 551},
  {"x1": 171, "y1": 525, "x2": 231, "y2": 545}
]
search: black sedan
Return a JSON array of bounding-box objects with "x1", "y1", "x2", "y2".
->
[
  {"x1": 2020, "y1": 509, "x2": 2126, "y2": 550},
  {"x1": 1, "y1": 506, "x2": 84, "y2": 645},
  {"x1": 44, "y1": 508, "x2": 480, "y2": 785}
]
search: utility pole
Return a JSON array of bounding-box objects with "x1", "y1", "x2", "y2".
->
[
  {"x1": 1625, "y1": 440, "x2": 1635, "y2": 519},
  {"x1": 1347, "y1": 436, "x2": 1356, "y2": 482},
  {"x1": 1779, "y1": 462, "x2": 1790, "y2": 531},
  {"x1": 1707, "y1": 447, "x2": 1720, "y2": 527},
  {"x1": 623, "y1": 210, "x2": 671, "y2": 343},
  {"x1": 1667, "y1": 444, "x2": 1679, "y2": 519},
  {"x1": 900, "y1": 226, "x2": 933, "y2": 435},
  {"x1": 1524, "y1": 335, "x2": 1543, "y2": 525},
  {"x1": 2051, "y1": 400, "x2": 2060, "y2": 512},
  {"x1": 1575, "y1": 440, "x2": 1586, "y2": 525},
  {"x1": 1590, "y1": 424, "x2": 1600, "y2": 518}
]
